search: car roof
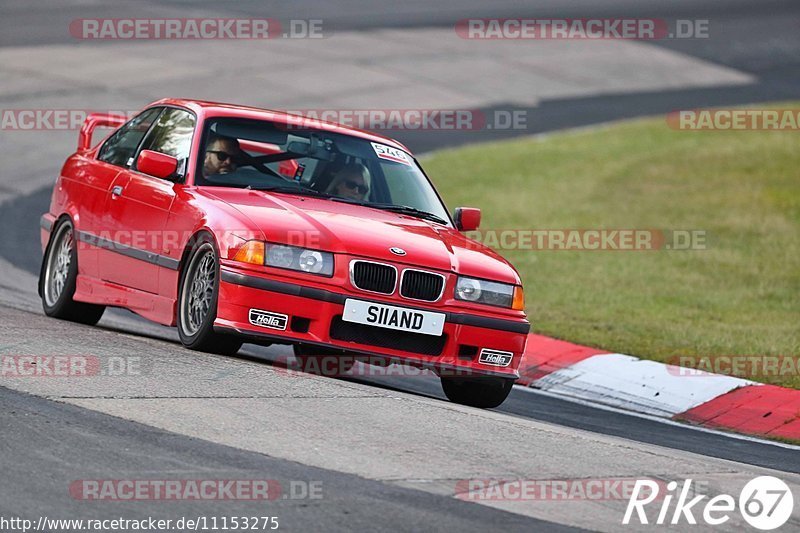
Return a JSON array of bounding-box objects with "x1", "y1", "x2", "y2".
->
[{"x1": 150, "y1": 98, "x2": 413, "y2": 154}]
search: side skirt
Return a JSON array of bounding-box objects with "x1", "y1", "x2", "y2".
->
[{"x1": 74, "y1": 274, "x2": 177, "y2": 326}]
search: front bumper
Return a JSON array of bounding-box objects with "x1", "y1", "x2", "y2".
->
[{"x1": 215, "y1": 266, "x2": 529, "y2": 379}]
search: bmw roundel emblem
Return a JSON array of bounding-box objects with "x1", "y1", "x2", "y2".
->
[{"x1": 389, "y1": 247, "x2": 407, "y2": 256}]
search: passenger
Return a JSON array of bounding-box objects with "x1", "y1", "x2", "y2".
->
[{"x1": 326, "y1": 163, "x2": 370, "y2": 201}]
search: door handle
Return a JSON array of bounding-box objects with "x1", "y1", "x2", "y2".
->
[{"x1": 111, "y1": 185, "x2": 124, "y2": 198}]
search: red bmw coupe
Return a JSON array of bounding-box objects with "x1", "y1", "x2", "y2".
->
[{"x1": 39, "y1": 99, "x2": 529, "y2": 407}]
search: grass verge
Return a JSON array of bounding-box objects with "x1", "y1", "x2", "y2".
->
[{"x1": 425, "y1": 104, "x2": 800, "y2": 388}]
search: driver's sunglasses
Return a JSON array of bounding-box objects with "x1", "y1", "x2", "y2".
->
[
  {"x1": 208, "y1": 150, "x2": 238, "y2": 163},
  {"x1": 343, "y1": 180, "x2": 368, "y2": 194}
]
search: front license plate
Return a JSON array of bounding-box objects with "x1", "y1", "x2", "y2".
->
[{"x1": 342, "y1": 299, "x2": 445, "y2": 336}]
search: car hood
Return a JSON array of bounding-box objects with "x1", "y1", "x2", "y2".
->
[{"x1": 201, "y1": 188, "x2": 521, "y2": 285}]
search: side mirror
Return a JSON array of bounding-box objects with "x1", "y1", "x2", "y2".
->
[
  {"x1": 136, "y1": 150, "x2": 179, "y2": 180},
  {"x1": 454, "y1": 207, "x2": 481, "y2": 231}
]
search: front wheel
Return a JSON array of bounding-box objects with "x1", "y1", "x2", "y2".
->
[
  {"x1": 40, "y1": 219, "x2": 105, "y2": 325},
  {"x1": 177, "y1": 237, "x2": 242, "y2": 356},
  {"x1": 441, "y1": 376, "x2": 515, "y2": 408}
]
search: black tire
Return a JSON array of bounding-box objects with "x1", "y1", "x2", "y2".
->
[
  {"x1": 440, "y1": 376, "x2": 515, "y2": 408},
  {"x1": 177, "y1": 236, "x2": 243, "y2": 356},
  {"x1": 293, "y1": 344, "x2": 355, "y2": 376},
  {"x1": 40, "y1": 219, "x2": 105, "y2": 325}
]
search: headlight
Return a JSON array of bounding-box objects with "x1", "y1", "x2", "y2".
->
[
  {"x1": 298, "y1": 250, "x2": 326, "y2": 274},
  {"x1": 266, "y1": 243, "x2": 334, "y2": 276},
  {"x1": 455, "y1": 276, "x2": 524, "y2": 310},
  {"x1": 267, "y1": 245, "x2": 295, "y2": 269},
  {"x1": 233, "y1": 240, "x2": 334, "y2": 277}
]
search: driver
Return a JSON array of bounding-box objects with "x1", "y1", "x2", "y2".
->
[
  {"x1": 326, "y1": 163, "x2": 371, "y2": 201},
  {"x1": 203, "y1": 134, "x2": 241, "y2": 178}
]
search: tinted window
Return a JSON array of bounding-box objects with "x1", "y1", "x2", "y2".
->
[
  {"x1": 97, "y1": 108, "x2": 162, "y2": 167},
  {"x1": 137, "y1": 108, "x2": 196, "y2": 178}
]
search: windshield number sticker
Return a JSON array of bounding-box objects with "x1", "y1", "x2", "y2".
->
[{"x1": 371, "y1": 143, "x2": 412, "y2": 166}]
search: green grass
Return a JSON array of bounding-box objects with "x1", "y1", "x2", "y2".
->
[{"x1": 425, "y1": 104, "x2": 800, "y2": 388}]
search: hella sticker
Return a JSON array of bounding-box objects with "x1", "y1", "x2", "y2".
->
[
  {"x1": 249, "y1": 309, "x2": 288, "y2": 331},
  {"x1": 479, "y1": 349, "x2": 513, "y2": 367}
]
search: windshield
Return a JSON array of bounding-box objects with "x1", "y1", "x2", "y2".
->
[{"x1": 195, "y1": 117, "x2": 452, "y2": 225}]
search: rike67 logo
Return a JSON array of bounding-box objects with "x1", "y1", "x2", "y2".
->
[{"x1": 623, "y1": 476, "x2": 794, "y2": 530}]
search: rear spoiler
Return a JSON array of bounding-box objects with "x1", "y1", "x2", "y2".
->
[{"x1": 78, "y1": 113, "x2": 128, "y2": 151}]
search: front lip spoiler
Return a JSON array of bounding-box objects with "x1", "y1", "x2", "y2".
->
[
  {"x1": 214, "y1": 324, "x2": 521, "y2": 380},
  {"x1": 220, "y1": 269, "x2": 531, "y2": 335}
]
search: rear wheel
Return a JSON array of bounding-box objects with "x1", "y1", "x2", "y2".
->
[
  {"x1": 441, "y1": 376, "x2": 514, "y2": 408},
  {"x1": 293, "y1": 344, "x2": 355, "y2": 376},
  {"x1": 177, "y1": 237, "x2": 243, "y2": 356},
  {"x1": 40, "y1": 220, "x2": 105, "y2": 325}
]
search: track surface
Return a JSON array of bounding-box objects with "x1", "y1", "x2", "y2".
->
[
  {"x1": 2, "y1": 1, "x2": 800, "y2": 530},
  {"x1": 0, "y1": 385, "x2": 570, "y2": 532},
  {"x1": 1, "y1": 297, "x2": 799, "y2": 531}
]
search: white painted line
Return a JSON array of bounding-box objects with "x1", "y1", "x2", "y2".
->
[
  {"x1": 513, "y1": 385, "x2": 800, "y2": 451},
  {"x1": 533, "y1": 353, "x2": 755, "y2": 417}
]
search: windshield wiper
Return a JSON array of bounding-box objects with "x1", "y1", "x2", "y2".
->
[
  {"x1": 329, "y1": 197, "x2": 371, "y2": 206},
  {"x1": 246, "y1": 185, "x2": 334, "y2": 199},
  {"x1": 369, "y1": 204, "x2": 449, "y2": 225}
]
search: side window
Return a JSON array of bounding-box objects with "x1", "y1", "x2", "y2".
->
[
  {"x1": 136, "y1": 108, "x2": 196, "y2": 179},
  {"x1": 97, "y1": 108, "x2": 162, "y2": 167}
]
